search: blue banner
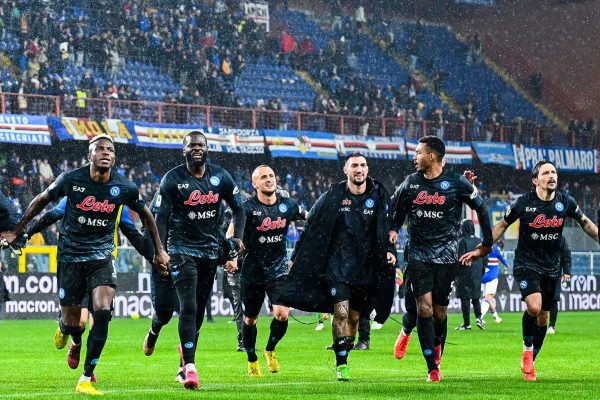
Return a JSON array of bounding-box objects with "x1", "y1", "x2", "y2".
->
[
  {"x1": 264, "y1": 130, "x2": 337, "y2": 160},
  {"x1": 0, "y1": 114, "x2": 51, "y2": 145},
  {"x1": 199, "y1": 127, "x2": 264, "y2": 154},
  {"x1": 335, "y1": 135, "x2": 406, "y2": 159},
  {"x1": 515, "y1": 144, "x2": 597, "y2": 173},
  {"x1": 133, "y1": 122, "x2": 264, "y2": 153},
  {"x1": 471, "y1": 142, "x2": 516, "y2": 167},
  {"x1": 49, "y1": 117, "x2": 137, "y2": 144},
  {"x1": 133, "y1": 121, "x2": 198, "y2": 149}
]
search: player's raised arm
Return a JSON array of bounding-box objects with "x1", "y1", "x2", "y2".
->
[
  {"x1": 25, "y1": 196, "x2": 67, "y2": 237},
  {"x1": 1, "y1": 171, "x2": 69, "y2": 243},
  {"x1": 575, "y1": 214, "x2": 598, "y2": 243}
]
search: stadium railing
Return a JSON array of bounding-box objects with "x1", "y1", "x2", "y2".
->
[{"x1": 0, "y1": 92, "x2": 566, "y2": 145}]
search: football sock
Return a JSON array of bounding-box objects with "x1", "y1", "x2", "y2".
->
[
  {"x1": 481, "y1": 299, "x2": 491, "y2": 318},
  {"x1": 83, "y1": 309, "x2": 111, "y2": 377},
  {"x1": 434, "y1": 316, "x2": 448, "y2": 355},
  {"x1": 416, "y1": 316, "x2": 437, "y2": 372},
  {"x1": 549, "y1": 302, "x2": 558, "y2": 328},
  {"x1": 472, "y1": 299, "x2": 482, "y2": 320},
  {"x1": 522, "y1": 311, "x2": 537, "y2": 348},
  {"x1": 265, "y1": 318, "x2": 288, "y2": 351},
  {"x1": 460, "y1": 299, "x2": 470, "y2": 326},
  {"x1": 532, "y1": 323, "x2": 547, "y2": 361},
  {"x1": 402, "y1": 309, "x2": 417, "y2": 334},
  {"x1": 71, "y1": 327, "x2": 85, "y2": 346},
  {"x1": 242, "y1": 322, "x2": 258, "y2": 362},
  {"x1": 60, "y1": 317, "x2": 85, "y2": 345},
  {"x1": 151, "y1": 308, "x2": 174, "y2": 334},
  {"x1": 332, "y1": 336, "x2": 354, "y2": 366}
]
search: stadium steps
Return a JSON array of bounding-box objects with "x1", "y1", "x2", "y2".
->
[
  {"x1": 295, "y1": 70, "x2": 329, "y2": 99},
  {"x1": 480, "y1": 53, "x2": 568, "y2": 131},
  {"x1": 363, "y1": 26, "x2": 462, "y2": 116},
  {"x1": 453, "y1": 32, "x2": 568, "y2": 131}
]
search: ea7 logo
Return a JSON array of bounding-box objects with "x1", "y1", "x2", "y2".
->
[
  {"x1": 526, "y1": 207, "x2": 537, "y2": 212},
  {"x1": 178, "y1": 184, "x2": 190, "y2": 189},
  {"x1": 72, "y1": 186, "x2": 85, "y2": 192},
  {"x1": 409, "y1": 184, "x2": 419, "y2": 189},
  {"x1": 252, "y1": 211, "x2": 262, "y2": 216}
]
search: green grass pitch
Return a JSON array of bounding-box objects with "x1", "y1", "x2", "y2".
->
[{"x1": 0, "y1": 312, "x2": 598, "y2": 399}]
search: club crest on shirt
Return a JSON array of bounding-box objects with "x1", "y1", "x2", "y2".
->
[
  {"x1": 365, "y1": 198, "x2": 375, "y2": 209},
  {"x1": 279, "y1": 203, "x2": 288, "y2": 213},
  {"x1": 210, "y1": 176, "x2": 221, "y2": 186},
  {"x1": 109, "y1": 186, "x2": 120, "y2": 196},
  {"x1": 520, "y1": 280, "x2": 528, "y2": 289},
  {"x1": 555, "y1": 202, "x2": 564, "y2": 212},
  {"x1": 440, "y1": 181, "x2": 450, "y2": 190}
]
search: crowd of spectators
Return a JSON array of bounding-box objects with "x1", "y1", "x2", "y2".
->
[
  {"x1": 2, "y1": 139, "x2": 600, "y2": 272},
  {"x1": 0, "y1": 0, "x2": 592, "y2": 148}
]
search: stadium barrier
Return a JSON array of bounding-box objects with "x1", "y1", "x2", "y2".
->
[
  {"x1": 2, "y1": 271, "x2": 599, "y2": 320},
  {"x1": 0, "y1": 93, "x2": 558, "y2": 143},
  {"x1": 2, "y1": 247, "x2": 599, "y2": 320}
]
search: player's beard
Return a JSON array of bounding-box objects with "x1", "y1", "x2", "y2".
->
[
  {"x1": 185, "y1": 151, "x2": 206, "y2": 167},
  {"x1": 350, "y1": 175, "x2": 366, "y2": 186},
  {"x1": 261, "y1": 188, "x2": 276, "y2": 196}
]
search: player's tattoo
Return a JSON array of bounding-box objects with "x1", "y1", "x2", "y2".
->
[{"x1": 332, "y1": 301, "x2": 350, "y2": 338}]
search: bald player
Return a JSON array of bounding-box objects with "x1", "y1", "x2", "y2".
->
[{"x1": 236, "y1": 165, "x2": 306, "y2": 377}]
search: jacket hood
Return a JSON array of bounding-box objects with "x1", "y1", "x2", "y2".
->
[{"x1": 460, "y1": 219, "x2": 475, "y2": 236}]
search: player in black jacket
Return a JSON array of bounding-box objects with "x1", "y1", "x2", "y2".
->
[
  {"x1": 455, "y1": 219, "x2": 487, "y2": 331},
  {"x1": 391, "y1": 136, "x2": 493, "y2": 382},
  {"x1": 461, "y1": 160, "x2": 598, "y2": 381},
  {"x1": 288, "y1": 153, "x2": 397, "y2": 382}
]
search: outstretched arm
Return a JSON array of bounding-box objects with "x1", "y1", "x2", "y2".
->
[
  {"x1": 575, "y1": 214, "x2": 598, "y2": 243},
  {"x1": 137, "y1": 206, "x2": 169, "y2": 273},
  {"x1": 26, "y1": 197, "x2": 67, "y2": 236},
  {"x1": 1, "y1": 191, "x2": 52, "y2": 243},
  {"x1": 460, "y1": 220, "x2": 509, "y2": 265}
]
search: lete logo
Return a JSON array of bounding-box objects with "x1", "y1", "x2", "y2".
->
[
  {"x1": 528, "y1": 214, "x2": 564, "y2": 229},
  {"x1": 183, "y1": 190, "x2": 220, "y2": 206},
  {"x1": 75, "y1": 196, "x2": 116, "y2": 213},
  {"x1": 413, "y1": 191, "x2": 446, "y2": 205},
  {"x1": 257, "y1": 217, "x2": 287, "y2": 231}
]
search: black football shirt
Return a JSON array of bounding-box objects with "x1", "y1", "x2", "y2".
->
[
  {"x1": 46, "y1": 166, "x2": 145, "y2": 262},
  {"x1": 504, "y1": 190, "x2": 582, "y2": 277},
  {"x1": 241, "y1": 196, "x2": 303, "y2": 284},
  {"x1": 155, "y1": 164, "x2": 243, "y2": 259},
  {"x1": 391, "y1": 170, "x2": 491, "y2": 264}
]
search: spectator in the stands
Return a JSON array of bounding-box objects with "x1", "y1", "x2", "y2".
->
[
  {"x1": 355, "y1": 4, "x2": 367, "y2": 31},
  {"x1": 280, "y1": 30, "x2": 296, "y2": 65}
]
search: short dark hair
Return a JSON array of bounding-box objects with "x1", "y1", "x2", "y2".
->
[
  {"x1": 345, "y1": 152, "x2": 367, "y2": 164},
  {"x1": 532, "y1": 160, "x2": 557, "y2": 179},
  {"x1": 182, "y1": 130, "x2": 206, "y2": 145},
  {"x1": 89, "y1": 134, "x2": 114, "y2": 145},
  {"x1": 418, "y1": 135, "x2": 445, "y2": 161}
]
